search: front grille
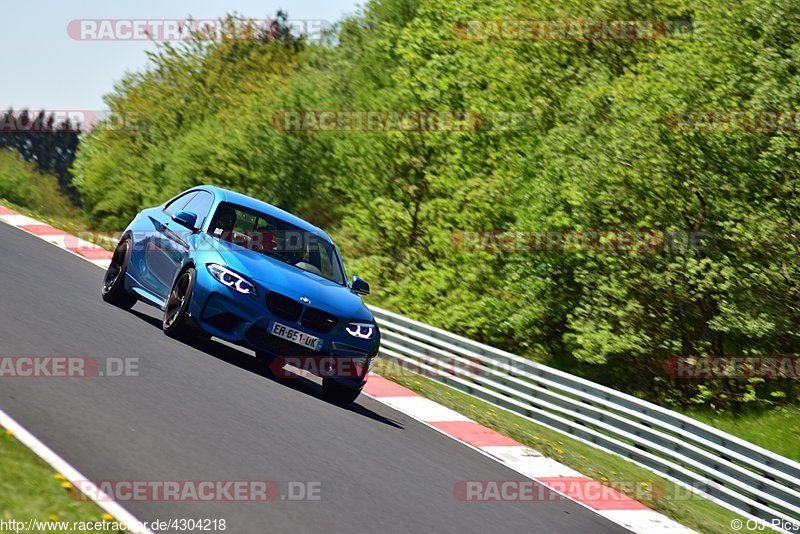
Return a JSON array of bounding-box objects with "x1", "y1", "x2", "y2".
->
[
  {"x1": 301, "y1": 307, "x2": 338, "y2": 333},
  {"x1": 246, "y1": 327, "x2": 323, "y2": 358},
  {"x1": 267, "y1": 292, "x2": 302, "y2": 322}
]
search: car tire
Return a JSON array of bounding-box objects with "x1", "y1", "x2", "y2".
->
[
  {"x1": 322, "y1": 378, "x2": 362, "y2": 405},
  {"x1": 163, "y1": 267, "x2": 196, "y2": 338},
  {"x1": 101, "y1": 238, "x2": 137, "y2": 309}
]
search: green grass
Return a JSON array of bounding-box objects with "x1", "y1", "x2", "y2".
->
[
  {"x1": 680, "y1": 406, "x2": 800, "y2": 462},
  {"x1": 373, "y1": 359, "x2": 748, "y2": 534},
  {"x1": 0, "y1": 428, "x2": 126, "y2": 533}
]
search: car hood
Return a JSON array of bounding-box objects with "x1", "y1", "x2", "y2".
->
[{"x1": 202, "y1": 237, "x2": 371, "y2": 320}]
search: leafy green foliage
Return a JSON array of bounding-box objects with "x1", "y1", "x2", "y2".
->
[
  {"x1": 0, "y1": 109, "x2": 81, "y2": 201},
  {"x1": 72, "y1": 2, "x2": 800, "y2": 410},
  {"x1": 0, "y1": 150, "x2": 43, "y2": 208}
]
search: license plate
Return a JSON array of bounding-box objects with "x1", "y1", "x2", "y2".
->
[{"x1": 269, "y1": 321, "x2": 323, "y2": 352}]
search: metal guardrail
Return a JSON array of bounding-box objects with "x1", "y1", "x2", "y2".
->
[{"x1": 369, "y1": 306, "x2": 800, "y2": 532}]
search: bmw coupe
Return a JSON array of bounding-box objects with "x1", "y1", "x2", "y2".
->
[{"x1": 101, "y1": 186, "x2": 379, "y2": 404}]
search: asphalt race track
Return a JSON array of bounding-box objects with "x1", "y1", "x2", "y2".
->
[{"x1": 0, "y1": 221, "x2": 628, "y2": 533}]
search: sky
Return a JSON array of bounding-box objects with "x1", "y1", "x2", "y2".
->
[{"x1": 1, "y1": 0, "x2": 361, "y2": 111}]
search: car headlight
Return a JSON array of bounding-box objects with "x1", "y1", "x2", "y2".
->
[
  {"x1": 207, "y1": 263, "x2": 258, "y2": 295},
  {"x1": 345, "y1": 322, "x2": 376, "y2": 339}
]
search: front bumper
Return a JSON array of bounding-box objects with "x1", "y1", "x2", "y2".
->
[{"x1": 188, "y1": 268, "x2": 378, "y2": 389}]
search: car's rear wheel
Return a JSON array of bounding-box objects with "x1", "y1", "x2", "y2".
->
[
  {"x1": 322, "y1": 378, "x2": 362, "y2": 405},
  {"x1": 163, "y1": 267, "x2": 195, "y2": 338},
  {"x1": 102, "y1": 238, "x2": 137, "y2": 309}
]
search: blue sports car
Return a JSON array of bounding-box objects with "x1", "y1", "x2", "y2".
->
[{"x1": 101, "y1": 186, "x2": 379, "y2": 404}]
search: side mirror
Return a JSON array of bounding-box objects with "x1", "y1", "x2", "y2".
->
[
  {"x1": 351, "y1": 276, "x2": 370, "y2": 296},
  {"x1": 172, "y1": 210, "x2": 198, "y2": 230}
]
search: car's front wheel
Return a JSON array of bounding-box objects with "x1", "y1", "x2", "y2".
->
[
  {"x1": 102, "y1": 238, "x2": 137, "y2": 309},
  {"x1": 163, "y1": 267, "x2": 196, "y2": 338},
  {"x1": 322, "y1": 378, "x2": 362, "y2": 405}
]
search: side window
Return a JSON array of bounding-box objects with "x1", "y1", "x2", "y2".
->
[
  {"x1": 164, "y1": 192, "x2": 196, "y2": 217},
  {"x1": 181, "y1": 191, "x2": 214, "y2": 228}
]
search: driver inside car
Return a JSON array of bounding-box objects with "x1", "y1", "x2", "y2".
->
[{"x1": 211, "y1": 206, "x2": 252, "y2": 248}]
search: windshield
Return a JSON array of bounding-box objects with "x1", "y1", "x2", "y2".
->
[{"x1": 208, "y1": 202, "x2": 345, "y2": 285}]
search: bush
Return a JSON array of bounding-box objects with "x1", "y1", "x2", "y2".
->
[{"x1": 0, "y1": 150, "x2": 42, "y2": 209}]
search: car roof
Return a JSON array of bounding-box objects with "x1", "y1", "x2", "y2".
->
[{"x1": 196, "y1": 185, "x2": 334, "y2": 243}]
